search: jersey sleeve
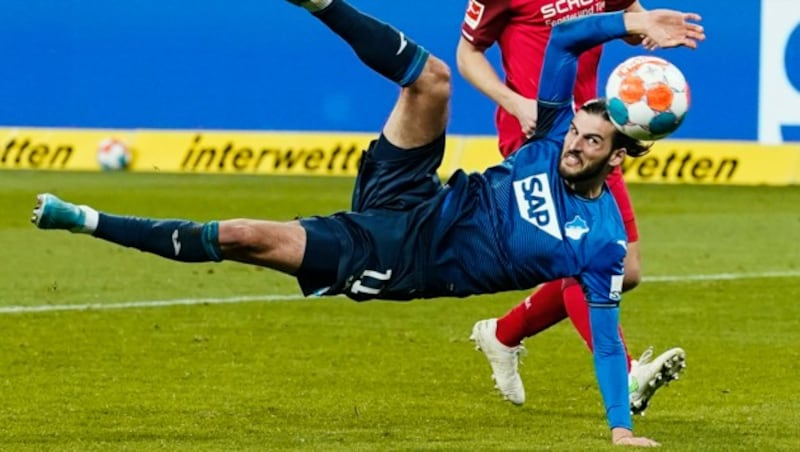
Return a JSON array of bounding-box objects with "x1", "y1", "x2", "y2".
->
[
  {"x1": 579, "y1": 239, "x2": 626, "y2": 304},
  {"x1": 532, "y1": 12, "x2": 628, "y2": 140},
  {"x1": 460, "y1": 0, "x2": 512, "y2": 50},
  {"x1": 589, "y1": 305, "x2": 632, "y2": 430},
  {"x1": 606, "y1": 0, "x2": 637, "y2": 12},
  {"x1": 537, "y1": 12, "x2": 628, "y2": 106},
  {"x1": 583, "y1": 239, "x2": 630, "y2": 430}
]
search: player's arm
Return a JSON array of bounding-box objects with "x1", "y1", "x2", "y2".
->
[
  {"x1": 533, "y1": 10, "x2": 703, "y2": 137},
  {"x1": 583, "y1": 261, "x2": 660, "y2": 446},
  {"x1": 537, "y1": 10, "x2": 703, "y2": 105},
  {"x1": 457, "y1": 0, "x2": 537, "y2": 137},
  {"x1": 588, "y1": 305, "x2": 661, "y2": 447},
  {"x1": 620, "y1": 1, "x2": 647, "y2": 46},
  {"x1": 456, "y1": 37, "x2": 537, "y2": 137}
]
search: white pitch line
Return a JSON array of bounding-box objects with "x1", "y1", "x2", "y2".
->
[
  {"x1": 2, "y1": 270, "x2": 799, "y2": 315},
  {"x1": 0, "y1": 294, "x2": 311, "y2": 315},
  {"x1": 642, "y1": 269, "x2": 800, "y2": 282}
]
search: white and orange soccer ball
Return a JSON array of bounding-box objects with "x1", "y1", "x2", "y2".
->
[
  {"x1": 96, "y1": 137, "x2": 132, "y2": 171},
  {"x1": 604, "y1": 56, "x2": 690, "y2": 141}
]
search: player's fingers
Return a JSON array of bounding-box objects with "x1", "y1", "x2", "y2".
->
[
  {"x1": 686, "y1": 27, "x2": 706, "y2": 41},
  {"x1": 683, "y1": 12, "x2": 702, "y2": 22},
  {"x1": 678, "y1": 37, "x2": 698, "y2": 50}
]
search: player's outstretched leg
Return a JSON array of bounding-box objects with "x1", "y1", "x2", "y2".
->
[
  {"x1": 32, "y1": 193, "x2": 222, "y2": 262},
  {"x1": 628, "y1": 346, "x2": 687, "y2": 415},
  {"x1": 288, "y1": 0, "x2": 429, "y2": 87},
  {"x1": 470, "y1": 318, "x2": 526, "y2": 405},
  {"x1": 32, "y1": 193, "x2": 312, "y2": 275}
]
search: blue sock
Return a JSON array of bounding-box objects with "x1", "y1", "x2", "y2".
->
[
  {"x1": 313, "y1": 0, "x2": 429, "y2": 86},
  {"x1": 93, "y1": 214, "x2": 222, "y2": 262}
]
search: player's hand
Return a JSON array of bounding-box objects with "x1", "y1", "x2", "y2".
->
[
  {"x1": 612, "y1": 428, "x2": 661, "y2": 447},
  {"x1": 622, "y1": 34, "x2": 659, "y2": 51},
  {"x1": 509, "y1": 95, "x2": 538, "y2": 137},
  {"x1": 622, "y1": 34, "x2": 645, "y2": 46},
  {"x1": 643, "y1": 10, "x2": 705, "y2": 50},
  {"x1": 641, "y1": 36, "x2": 659, "y2": 51}
]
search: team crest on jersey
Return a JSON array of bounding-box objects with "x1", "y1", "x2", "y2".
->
[
  {"x1": 513, "y1": 173, "x2": 562, "y2": 240},
  {"x1": 464, "y1": 0, "x2": 485, "y2": 30},
  {"x1": 564, "y1": 215, "x2": 590, "y2": 240}
]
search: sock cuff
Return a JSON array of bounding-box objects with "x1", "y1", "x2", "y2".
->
[
  {"x1": 201, "y1": 221, "x2": 223, "y2": 262},
  {"x1": 79, "y1": 205, "x2": 99, "y2": 234},
  {"x1": 398, "y1": 45, "x2": 430, "y2": 87}
]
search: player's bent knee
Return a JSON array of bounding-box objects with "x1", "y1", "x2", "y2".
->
[
  {"x1": 218, "y1": 219, "x2": 259, "y2": 251},
  {"x1": 407, "y1": 56, "x2": 451, "y2": 102}
]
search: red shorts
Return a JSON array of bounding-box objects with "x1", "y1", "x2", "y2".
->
[{"x1": 496, "y1": 108, "x2": 639, "y2": 242}]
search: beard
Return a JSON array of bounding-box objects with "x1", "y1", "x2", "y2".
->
[{"x1": 558, "y1": 151, "x2": 613, "y2": 184}]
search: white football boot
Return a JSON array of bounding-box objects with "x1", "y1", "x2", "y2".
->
[
  {"x1": 629, "y1": 346, "x2": 687, "y2": 415},
  {"x1": 470, "y1": 318, "x2": 526, "y2": 405}
]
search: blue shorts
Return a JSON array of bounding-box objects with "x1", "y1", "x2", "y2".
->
[{"x1": 296, "y1": 133, "x2": 447, "y2": 301}]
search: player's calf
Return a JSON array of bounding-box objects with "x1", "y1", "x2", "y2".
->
[{"x1": 289, "y1": 0, "x2": 429, "y2": 87}]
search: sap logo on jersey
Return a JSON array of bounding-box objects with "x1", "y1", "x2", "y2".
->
[
  {"x1": 513, "y1": 173, "x2": 563, "y2": 240},
  {"x1": 759, "y1": 0, "x2": 800, "y2": 143},
  {"x1": 541, "y1": 0, "x2": 596, "y2": 20},
  {"x1": 464, "y1": 0, "x2": 486, "y2": 30}
]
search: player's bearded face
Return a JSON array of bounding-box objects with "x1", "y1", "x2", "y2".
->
[{"x1": 558, "y1": 112, "x2": 617, "y2": 183}]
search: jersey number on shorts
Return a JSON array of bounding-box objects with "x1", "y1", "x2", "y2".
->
[{"x1": 350, "y1": 269, "x2": 393, "y2": 295}]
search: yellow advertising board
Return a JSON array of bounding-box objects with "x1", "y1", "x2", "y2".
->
[
  {"x1": 2, "y1": 127, "x2": 799, "y2": 185},
  {"x1": 619, "y1": 141, "x2": 800, "y2": 185}
]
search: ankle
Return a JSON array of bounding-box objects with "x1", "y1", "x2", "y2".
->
[{"x1": 75, "y1": 205, "x2": 98, "y2": 234}]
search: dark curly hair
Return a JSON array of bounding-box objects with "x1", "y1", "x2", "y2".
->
[{"x1": 579, "y1": 98, "x2": 652, "y2": 158}]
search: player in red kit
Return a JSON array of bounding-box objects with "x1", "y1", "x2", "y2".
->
[{"x1": 458, "y1": 0, "x2": 686, "y2": 414}]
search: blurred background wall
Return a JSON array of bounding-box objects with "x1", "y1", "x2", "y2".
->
[{"x1": 0, "y1": 0, "x2": 797, "y2": 143}]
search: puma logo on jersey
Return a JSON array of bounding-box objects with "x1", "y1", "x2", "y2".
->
[
  {"x1": 464, "y1": 0, "x2": 485, "y2": 30},
  {"x1": 513, "y1": 173, "x2": 562, "y2": 240}
]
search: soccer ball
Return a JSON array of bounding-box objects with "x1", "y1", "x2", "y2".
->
[
  {"x1": 604, "y1": 56, "x2": 690, "y2": 141},
  {"x1": 96, "y1": 137, "x2": 132, "y2": 171}
]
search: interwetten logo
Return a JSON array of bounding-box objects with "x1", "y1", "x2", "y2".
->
[
  {"x1": 0, "y1": 136, "x2": 73, "y2": 169},
  {"x1": 180, "y1": 134, "x2": 363, "y2": 173}
]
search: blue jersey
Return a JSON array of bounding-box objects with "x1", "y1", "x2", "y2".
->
[
  {"x1": 429, "y1": 36, "x2": 627, "y2": 307},
  {"x1": 430, "y1": 134, "x2": 626, "y2": 305}
]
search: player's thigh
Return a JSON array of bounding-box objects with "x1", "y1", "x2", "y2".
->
[
  {"x1": 352, "y1": 133, "x2": 446, "y2": 212},
  {"x1": 382, "y1": 56, "x2": 450, "y2": 149}
]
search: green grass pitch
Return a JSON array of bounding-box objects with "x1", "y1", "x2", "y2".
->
[{"x1": 1, "y1": 170, "x2": 799, "y2": 451}]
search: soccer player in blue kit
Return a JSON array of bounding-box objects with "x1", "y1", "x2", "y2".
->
[{"x1": 32, "y1": 0, "x2": 703, "y2": 446}]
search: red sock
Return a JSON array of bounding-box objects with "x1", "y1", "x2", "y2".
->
[
  {"x1": 495, "y1": 280, "x2": 567, "y2": 347},
  {"x1": 562, "y1": 278, "x2": 632, "y2": 371}
]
